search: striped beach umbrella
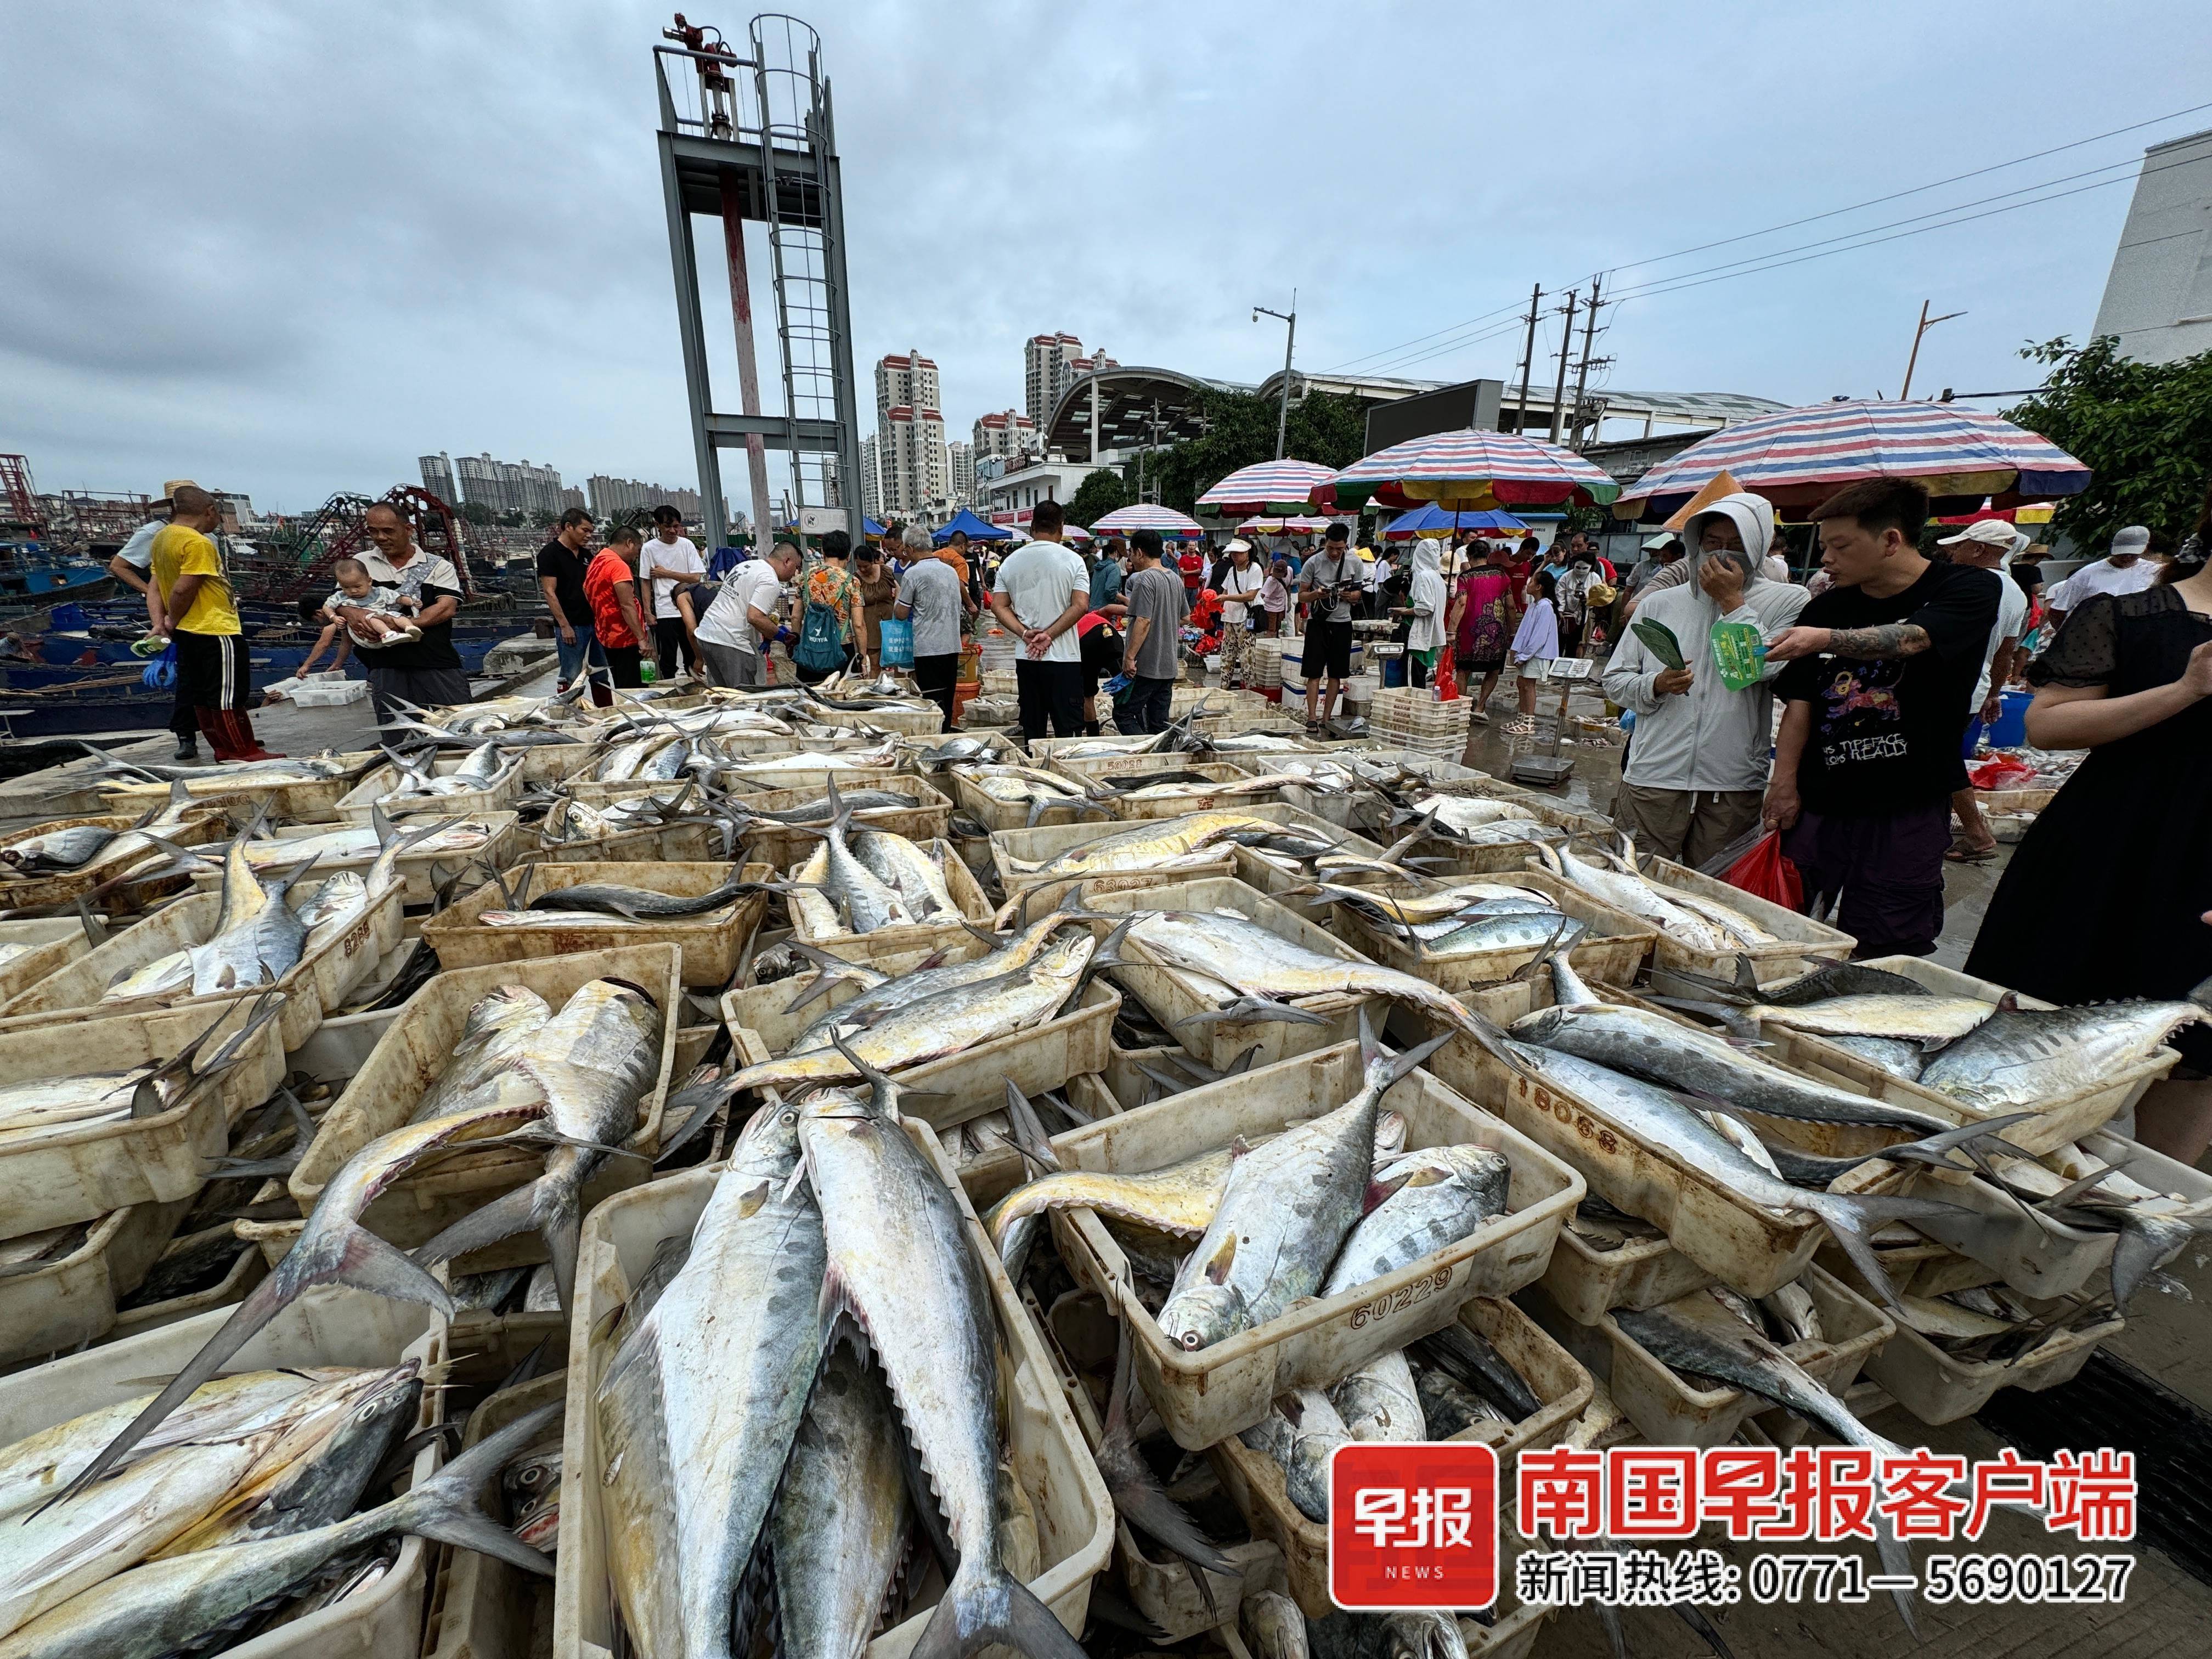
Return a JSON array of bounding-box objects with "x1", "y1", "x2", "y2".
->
[
  {"x1": 1235, "y1": 514, "x2": 1336, "y2": 535},
  {"x1": 1090, "y1": 504, "x2": 1206, "y2": 539},
  {"x1": 1315, "y1": 429, "x2": 1619, "y2": 514},
  {"x1": 1198, "y1": 460, "x2": 1339, "y2": 516},
  {"x1": 1614, "y1": 400, "x2": 2090, "y2": 520}
]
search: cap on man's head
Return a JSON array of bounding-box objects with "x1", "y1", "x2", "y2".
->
[
  {"x1": 1936, "y1": 520, "x2": 2018, "y2": 550},
  {"x1": 1643, "y1": 532, "x2": 1683, "y2": 551},
  {"x1": 2112, "y1": 526, "x2": 2151, "y2": 555}
]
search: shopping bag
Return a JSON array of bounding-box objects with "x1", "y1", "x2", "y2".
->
[
  {"x1": 878, "y1": 617, "x2": 915, "y2": 668},
  {"x1": 1720, "y1": 830, "x2": 1804, "y2": 912}
]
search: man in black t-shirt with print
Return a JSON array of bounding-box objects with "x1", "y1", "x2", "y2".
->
[{"x1": 1763, "y1": 478, "x2": 1997, "y2": 957}]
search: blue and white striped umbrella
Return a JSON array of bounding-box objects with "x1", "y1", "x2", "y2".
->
[{"x1": 1615, "y1": 400, "x2": 2090, "y2": 520}]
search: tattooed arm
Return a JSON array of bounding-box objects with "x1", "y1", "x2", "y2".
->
[{"x1": 1763, "y1": 620, "x2": 1931, "y2": 662}]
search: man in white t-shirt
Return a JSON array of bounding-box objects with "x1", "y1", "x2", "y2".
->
[
  {"x1": 988, "y1": 498, "x2": 1090, "y2": 739},
  {"x1": 637, "y1": 505, "x2": 706, "y2": 679},
  {"x1": 2044, "y1": 524, "x2": 2157, "y2": 627},
  {"x1": 1937, "y1": 518, "x2": 2034, "y2": 862},
  {"x1": 696, "y1": 541, "x2": 799, "y2": 688}
]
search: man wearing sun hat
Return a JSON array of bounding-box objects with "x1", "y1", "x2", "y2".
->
[{"x1": 2044, "y1": 524, "x2": 2158, "y2": 631}]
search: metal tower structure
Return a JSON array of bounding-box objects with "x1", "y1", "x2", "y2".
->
[{"x1": 653, "y1": 13, "x2": 864, "y2": 544}]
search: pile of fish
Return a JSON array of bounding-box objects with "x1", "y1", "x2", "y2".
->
[
  {"x1": 594, "y1": 1061, "x2": 1087, "y2": 1659},
  {"x1": 1317, "y1": 874, "x2": 1589, "y2": 961},
  {"x1": 356, "y1": 742, "x2": 522, "y2": 808},
  {"x1": 1535, "y1": 838, "x2": 1781, "y2": 955},
  {"x1": 0, "y1": 995, "x2": 278, "y2": 1149},
  {"x1": 0, "y1": 1360, "x2": 555, "y2": 1658},
  {"x1": 781, "y1": 782, "x2": 966, "y2": 938},
  {"x1": 0, "y1": 785, "x2": 212, "y2": 895},
  {"x1": 1660, "y1": 956, "x2": 2212, "y2": 1108}
]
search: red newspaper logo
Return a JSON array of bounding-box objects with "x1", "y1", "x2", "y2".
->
[{"x1": 1330, "y1": 1442, "x2": 1499, "y2": 1611}]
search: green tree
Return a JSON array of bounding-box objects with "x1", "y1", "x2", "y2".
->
[
  {"x1": 2006, "y1": 335, "x2": 2212, "y2": 551},
  {"x1": 1140, "y1": 389, "x2": 1371, "y2": 516},
  {"x1": 458, "y1": 500, "x2": 494, "y2": 526},
  {"x1": 1065, "y1": 465, "x2": 1132, "y2": 528}
]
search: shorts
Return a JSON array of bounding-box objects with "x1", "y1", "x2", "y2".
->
[{"x1": 1305, "y1": 617, "x2": 1352, "y2": 679}]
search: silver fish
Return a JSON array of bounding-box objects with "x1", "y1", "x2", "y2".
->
[
  {"x1": 1917, "y1": 988, "x2": 2212, "y2": 1109},
  {"x1": 1330, "y1": 1350, "x2": 1425, "y2": 1443},
  {"x1": 798, "y1": 1057, "x2": 1088, "y2": 1659},
  {"x1": 1238, "y1": 1389, "x2": 1346, "y2": 1522},
  {"x1": 1321, "y1": 1144, "x2": 1511, "y2": 1296},
  {"x1": 409, "y1": 985, "x2": 552, "y2": 1122}
]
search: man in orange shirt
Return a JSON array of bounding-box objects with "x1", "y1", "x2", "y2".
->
[
  {"x1": 938, "y1": 527, "x2": 979, "y2": 618},
  {"x1": 584, "y1": 527, "x2": 651, "y2": 689}
]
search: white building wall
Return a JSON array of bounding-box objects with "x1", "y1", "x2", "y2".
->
[{"x1": 2091, "y1": 128, "x2": 2212, "y2": 366}]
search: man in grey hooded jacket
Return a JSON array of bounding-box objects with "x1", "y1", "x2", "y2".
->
[{"x1": 1601, "y1": 492, "x2": 1808, "y2": 865}]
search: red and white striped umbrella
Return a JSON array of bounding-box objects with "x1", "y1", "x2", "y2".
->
[
  {"x1": 1235, "y1": 515, "x2": 1335, "y2": 535},
  {"x1": 1314, "y1": 429, "x2": 1619, "y2": 514},
  {"x1": 1615, "y1": 400, "x2": 2090, "y2": 518},
  {"x1": 1198, "y1": 460, "x2": 1339, "y2": 516},
  {"x1": 1090, "y1": 504, "x2": 1206, "y2": 539}
]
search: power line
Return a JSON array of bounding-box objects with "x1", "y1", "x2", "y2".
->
[{"x1": 1317, "y1": 98, "x2": 2212, "y2": 377}]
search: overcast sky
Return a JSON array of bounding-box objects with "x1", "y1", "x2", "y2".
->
[{"x1": 7, "y1": 1, "x2": 2209, "y2": 516}]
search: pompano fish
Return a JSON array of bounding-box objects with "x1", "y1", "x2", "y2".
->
[
  {"x1": 798, "y1": 1054, "x2": 1090, "y2": 1659},
  {"x1": 0, "y1": 994, "x2": 280, "y2": 1143},
  {"x1": 100, "y1": 949, "x2": 195, "y2": 1003},
  {"x1": 804, "y1": 779, "x2": 913, "y2": 934},
  {"x1": 1916, "y1": 986, "x2": 2212, "y2": 1108},
  {"x1": 189, "y1": 852, "x2": 317, "y2": 995},
  {"x1": 596, "y1": 1107, "x2": 826, "y2": 1659},
  {"x1": 1617, "y1": 1293, "x2": 1923, "y2": 1634},
  {"x1": 1330, "y1": 1350, "x2": 1424, "y2": 1443},
  {"x1": 0, "y1": 1402, "x2": 557, "y2": 1659},
  {"x1": 768, "y1": 1341, "x2": 912, "y2": 1659},
  {"x1": 853, "y1": 826, "x2": 957, "y2": 919},
  {"x1": 1414, "y1": 1366, "x2": 1510, "y2": 1437},
  {"x1": 1400, "y1": 795, "x2": 1535, "y2": 833},
  {"x1": 0, "y1": 819, "x2": 143, "y2": 876},
  {"x1": 1502, "y1": 1041, "x2": 1978, "y2": 1311},
  {"x1": 409, "y1": 985, "x2": 552, "y2": 1122},
  {"x1": 414, "y1": 978, "x2": 663, "y2": 1306},
  {"x1": 1321, "y1": 1144, "x2": 1511, "y2": 1296},
  {"x1": 296, "y1": 869, "x2": 370, "y2": 945},
  {"x1": 1509, "y1": 1001, "x2": 1956, "y2": 1135},
  {"x1": 1157, "y1": 1020, "x2": 1447, "y2": 1351},
  {"x1": 727, "y1": 934, "x2": 1095, "y2": 1098},
  {"x1": 231, "y1": 819, "x2": 494, "y2": 874},
  {"x1": 1238, "y1": 1389, "x2": 1346, "y2": 1522},
  {"x1": 53, "y1": 1092, "x2": 545, "y2": 1505},
  {"x1": 86, "y1": 749, "x2": 364, "y2": 786}
]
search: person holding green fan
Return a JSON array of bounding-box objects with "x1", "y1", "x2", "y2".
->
[{"x1": 1601, "y1": 492, "x2": 1809, "y2": 865}]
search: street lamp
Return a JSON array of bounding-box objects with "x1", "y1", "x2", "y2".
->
[
  {"x1": 1254, "y1": 292, "x2": 1297, "y2": 461},
  {"x1": 1899, "y1": 300, "x2": 1966, "y2": 402}
]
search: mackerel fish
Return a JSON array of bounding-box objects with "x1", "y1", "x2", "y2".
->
[
  {"x1": 1916, "y1": 986, "x2": 2212, "y2": 1108},
  {"x1": 596, "y1": 1105, "x2": 825, "y2": 1659},
  {"x1": 1321, "y1": 1144, "x2": 1511, "y2": 1296},
  {"x1": 799, "y1": 1057, "x2": 1088, "y2": 1659}
]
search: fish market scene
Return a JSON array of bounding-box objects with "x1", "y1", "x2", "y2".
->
[{"x1": 7, "y1": 3, "x2": 2212, "y2": 1656}]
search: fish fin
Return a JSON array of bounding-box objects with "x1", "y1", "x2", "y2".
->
[
  {"x1": 654, "y1": 1079, "x2": 735, "y2": 1165},
  {"x1": 496, "y1": 1336, "x2": 555, "y2": 1395},
  {"x1": 384, "y1": 1400, "x2": 560, "y2": 1577},
  {"x1": 1813, "y1": 1194, "x2": 1995, "y2": 1316},
  {"x1": 539, "y1": 1181, "x2": 583, "y2": 1313},
  {"x1": 1200, "y1": 1233, "x2": 1238, "y2": 1285},
  {"x1": 341, "y1": 1223, "x2": 460, "y2": 1312},
  {"x1": 413, "y1": 1182, "x2": 545, "y2": 1268},
  {"x1": 1224, "y1": 1042, "x2": 1261, "y2": 1076},
  {"x1": 1082, "y1": 915, "x2": 1136, "y2": 979},
  {"x1": 912, "y1": 1564, "x2": 1089, "y2": 1659},
  {"x1": 1001, "y1": 1080, "x2": 1061, "y2": 1175}
]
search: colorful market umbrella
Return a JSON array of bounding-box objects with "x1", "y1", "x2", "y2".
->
[
  {"x1": 1381, "y1": 505, "x2": 1529, "y2": 539},
  {"x1": 1613, "y1": 400, "x2": 2091, "y2": 521},
  {"x1": 1198, "y1": 460, "x2": 1339, "y2": 517},
  {"x1": 1091, "y1": 504, "x2": 1206, "y2": 539},
  {"x1": 1314, "y1": 429, "x2": 1619, "y2": 515},
  {"x1": 1235, "y1": 514, "x2": 1336, "y2": 535}
]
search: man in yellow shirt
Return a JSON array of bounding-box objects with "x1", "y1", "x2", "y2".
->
[{"x1": 150, "y1": 484, "x2": 276, "y2": 761}]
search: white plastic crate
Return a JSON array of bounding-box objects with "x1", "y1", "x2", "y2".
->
[{"x1": 292, "y1": 676, "x2": 370, "y2": 706}]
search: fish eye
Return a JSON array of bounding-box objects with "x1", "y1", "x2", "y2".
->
[{"x1": 780, "y1": 1110, "x2": 798, "y2": 1126}]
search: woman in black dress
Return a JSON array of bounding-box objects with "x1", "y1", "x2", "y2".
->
[{"x1": 1965, "y1": 532, "x2": 2212, "y2": 1161}]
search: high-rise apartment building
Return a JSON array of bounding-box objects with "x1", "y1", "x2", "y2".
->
[
  {"x1": 449, "y1": 453, "x2": 565, "y2": 518},
  {"x1": 859, "y1": 434, "x2": 883, "y2": 521},
  {"x1": 947, "y1": 440, "x2": 974, "y2": 507},
  {"x1": 872, "y1": 348, "x2": 949, "y2": 518},
  {"x1": 1024, "y1": 334, "x2": 1082, "y2": 428},
  {"x1": 971, "y1": 410, "x2": 1037, "y2": 465},
  {"x1": 585, "y1": 475, "x2": 701, "y2": 522},
  {"x1": 419, "y1": 453, "x2": 458, "y2": 506}
]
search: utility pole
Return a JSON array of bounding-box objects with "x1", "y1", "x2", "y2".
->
[
  {"x1": 1899, "y1": 300, "x2": 1966, "y2": 401},
  {"x1": 1512, "y1": 283, "x2": 1544, "y2": 436},
  {"x1": 1254, "y1": 293, "x2": 1297, "y2": 460},
  {"x1": 1568, "y1": 274, "x2": 1603, "y2": 450},
  {"x1": 1547, "y1": 289, "x2": 1579, "y2": 443}
]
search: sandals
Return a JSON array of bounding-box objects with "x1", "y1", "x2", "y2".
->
[
  {"x1": 1944, "y1": 838, "x2": 1998, "y2": 864},
  {"x1": 1503, "y1": 717, "x2": 1537, "y2": 736}
]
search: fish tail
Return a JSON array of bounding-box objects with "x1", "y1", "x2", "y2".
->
[
  {"x1": 379, "y1": 1400, "x2": 560, "y2": 1576},
  {"x1": 911, "y1": 1562, "x2": 1088, "y2": 1659},
  {"x1": 411, "y1": 1180, "x2": 547, "y2": 1268},
  {"x1": 1810, "y1": 1193, "x2": 1993, "y2": 1316}
]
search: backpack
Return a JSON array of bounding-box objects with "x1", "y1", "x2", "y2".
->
[{"x1": 795, "y1": 596, "x2": 846, "y2": 670}]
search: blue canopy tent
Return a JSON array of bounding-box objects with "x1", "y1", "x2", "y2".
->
[
  {"x1": 1380, "y1": 504, "x2": 1530, "y2": 539},
  {"x1": 863, "y1": 517, "x2": 888, "y2": 538},
  {"x1": 933, "y1": 507, "x2": 1013, "y2": 545}
]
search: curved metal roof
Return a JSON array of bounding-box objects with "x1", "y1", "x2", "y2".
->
[{"x1": 1043, "y1": 366, "x2": 1257, "y2": 461}]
